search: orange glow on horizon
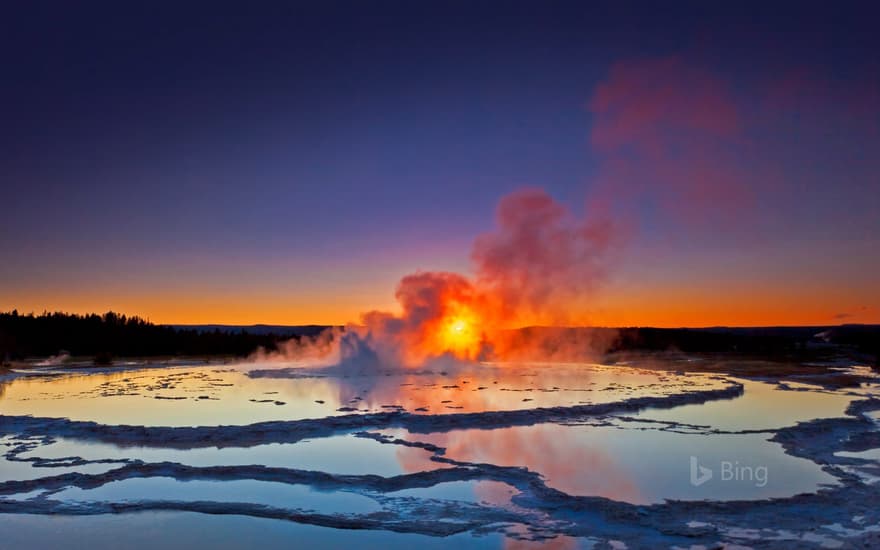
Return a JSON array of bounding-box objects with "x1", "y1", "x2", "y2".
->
[{"x1": 3, "y1": 282, "x2": 877, "y2": 329}]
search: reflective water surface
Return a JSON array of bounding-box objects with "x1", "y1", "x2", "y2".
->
[
  {"x1": 0, "y1": 362, "x2": 726, "y2": 425},
  {"x1": 1, "y1": 358, "x2": 877, "y2": 548}
]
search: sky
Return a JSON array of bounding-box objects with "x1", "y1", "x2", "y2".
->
[{"x1": 2, "y1": 1, "x2": 878, "y2": 327}]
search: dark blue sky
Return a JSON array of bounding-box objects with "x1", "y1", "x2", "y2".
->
[{"x1": 2, "y1": 1, "x2": 878, "y2": 325}]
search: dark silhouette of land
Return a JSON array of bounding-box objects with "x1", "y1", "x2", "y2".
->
[
  {"x1": 0, "y1": 310, "x2": 329, "y2": 363},
  {"x1": 1, "y1": 310, "x2": 876, "y2": 367}
]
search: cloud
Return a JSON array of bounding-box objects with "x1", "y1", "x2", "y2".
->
[
  {"x1": 588, "y1": 56, "x2": 754, "y2": 224},
  {"x1": 590, "y1": 57, "x2": 740, "y2": 150}
]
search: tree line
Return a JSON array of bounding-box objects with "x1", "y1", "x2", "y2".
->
[{"x1": 0, "y1": 310, "x2": 303, "y2": 362}]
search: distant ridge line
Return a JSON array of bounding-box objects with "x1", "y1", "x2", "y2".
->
[{"x1": 168, "y1": 324, "x2": 341, "y2": 336}]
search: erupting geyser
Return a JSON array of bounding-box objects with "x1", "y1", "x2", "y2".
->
[{"x1": 264, "y1": 188, "x2": 616, "y2": 368}]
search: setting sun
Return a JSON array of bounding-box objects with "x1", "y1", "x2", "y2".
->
[{"x1": 435, "y1": 310, "x2": 482, "y2": 359}]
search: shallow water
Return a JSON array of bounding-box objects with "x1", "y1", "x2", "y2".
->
[
  {"x1": 0, "y1": 362, "x2": 726, "y2": 426},
  {"x1": 386, "y1": 480, "x2": 520, "y2": 507},
  {"x1": 54, "y1": 477, "x2": 383, "y2": 514},
  {"x1": 0, "y1": 512, "x2": 566, "y2": 550},
  {"x1": 16, "y1": 434, "x2": 448, "y2": 477},
  {"x1": 836, "y1": 448, "x2": 880, "y2": 461},
  {"x1": 2, "y1": 358, "x2": 878, "y2": 548},
  {"x1": 383, "y1": 422, "x2": 838, "y2": 504},
  {"x1": 0, "y1": 367, "x2": 340, "y2": 425},
  {"x1": 635, "y1": 378, "x2": 855, "y2": 431}
]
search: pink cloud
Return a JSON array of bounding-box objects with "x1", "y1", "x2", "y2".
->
[
  {"x1": 590, "y1": 57, "x2": 740, "y2": 151},
  {"x1": 588, "y1": 56, "x2": 754, "y2": 224}
]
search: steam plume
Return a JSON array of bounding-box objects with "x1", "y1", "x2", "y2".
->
[{"x1": 257, "y1": 56, "x2": 763, "y2": 368}]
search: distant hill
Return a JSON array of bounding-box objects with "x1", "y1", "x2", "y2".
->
[
  {"x1": 168, "y1": 324, "x2": 335, "y2": 337},
  {"x1": 608, "y1": 324, "x2": 879, "y2": 356}
]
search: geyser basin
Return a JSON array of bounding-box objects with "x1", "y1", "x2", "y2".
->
[
  {"x1": 0, "y1": 361, "x2": 728, "y2": 425},
  {"x1": 1, "y1": 357, "x2": 878, "y2": 548}
]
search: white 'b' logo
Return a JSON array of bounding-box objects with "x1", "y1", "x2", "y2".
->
[{"x1": 690, "y1": 456, "x2": 712, "y2": 486}]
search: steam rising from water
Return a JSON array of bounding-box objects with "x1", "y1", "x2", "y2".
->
[
  {"x1": 256, "y1": 56, "x2": 765, "y2": 369},
  {"x1": 254, "y1": 189, "x2": 616, "y2": 368}
]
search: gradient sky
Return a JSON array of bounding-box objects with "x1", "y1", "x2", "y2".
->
[{"x1": 2, "y1": 1, "x2": 878, "y2": 326}]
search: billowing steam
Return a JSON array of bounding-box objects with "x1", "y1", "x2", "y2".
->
[
  {"x1": 254, "y1": 188, "x2": 615, "y2": 367},
  {"x1": 472, "y1": 188, "x2": 615, "y2": 327},
  {"x1": 256, "y1": 56, "x2": 759, "y2": 368}
]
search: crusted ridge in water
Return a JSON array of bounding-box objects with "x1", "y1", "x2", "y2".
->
[{"x1": 0, "y1": 382, "x2": 744, "y2": 449}]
